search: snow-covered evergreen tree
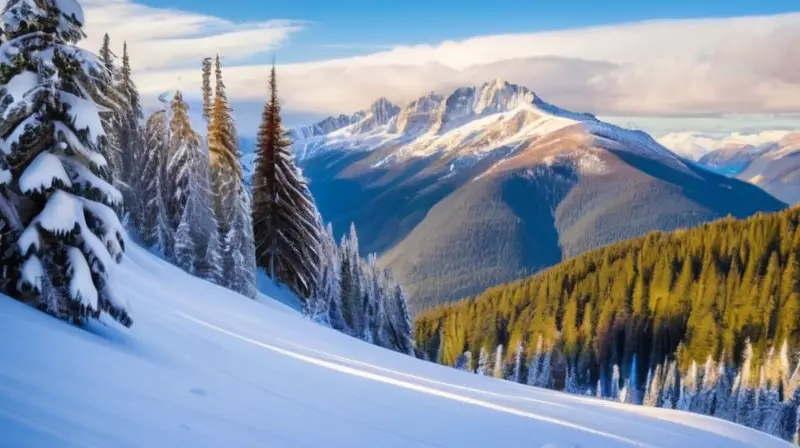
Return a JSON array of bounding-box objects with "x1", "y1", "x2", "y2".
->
[
  {"x1": 0, "y1": 0, "x2": 132, "y2": 326},
  {"x1": 527, "y1": 336, "x2": 543, "y2": 386},
  {"x1": 661, "y1": 360, "x2": 679, "y2": 409},
  {"x1": 644, "y1": 364, "x2": 663, "y2": 407},
  {"x1": 114, "y1": 42, "x2": 145, "y2": 232},
  {"x1": 251, "y1": 62, "x2": 322, "y2": 299},
  {"x1": 309, "y1": 223, "x2": 341, "y2": 327},
  {"x1": 537, "y1": 347, "x2": 552, "y2": 388},
  {"x1": 493, "y1": 344, "x2": 505, "y2": 378},
  {"x1": 383, "y1": 270, "x2": 414, "y2": 355},
  {"x1": 713, "y1": 362, "x2": 732, "y2": 420},
  {"x1": 510, "y1": 340, "x2": 524, "y2": 383},
  {"x1": 201, "y1": 57, "x2": 212, "y2": 123},
  {"x1": 676, "y1": 360, "x2": 698, "y2": 411},
  {"x1": 222, "y1": 188, "x2": 257, "y2": 298},
  {"x1": 174, "y1": 208, "x2": 195, "y2": 274},
  {"x1": 96, "y1": 33, "x2": 121, "y2": 183},
  {"x1": 165, "y1": 91, "x2": 212, "y2": 274},
  {"x1": 611, "y1": 364, "x2": 621, "y2": 401},
  {"x1": 339, "y1": 224, "x2": 363, "y2": 335},
  {"x1": 477, "y1": 347, "x2": 490, "y2": 376},
  {"x1": 141, "y1": 110, "x2": 171, "y2": 254},
  {"x1": 456, "y1": 351, "x2": 473, "y2": 372}
]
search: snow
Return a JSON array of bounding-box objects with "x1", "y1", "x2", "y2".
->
[
  {"x1": 2, "y1": 71, "x2": 38, "y2": 104},
  {"x1": 0, "y1": 169, "x2": 11, "y2": 186},
  {"x1": 18, "y1": 255, "x2": 44, "y2": 292},
  {"x1": 54, "y1": 121, "x2": 107, "y2": 168},
  {"x1": 1, "y1": 115, "x2": 41, "y2": 155},
  {"x1": 36, "y1": 190, "x2": 81, "y2": 234},
  {"x1": 53, "y1": 0, "x2": 85, "y2": 25},
  {"x1": 0, "y1": 243, "x2": 791, "y2": 448},
  {"x1": 62, "y1": 156, "x2": 122, "y2": 205},
  {"x1": 61, "y1": 91, "x2": 106, "y2": 142},
  {"x1": 19, "y1": 151, "x2": 71, "y2": 194},
  {"x1": 66, "y1": 245, "x2": 97, "y2": 310}
]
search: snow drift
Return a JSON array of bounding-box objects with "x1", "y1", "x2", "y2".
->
[{"x1": 0, "y1": 244, "x2": 791, "y2": 447}]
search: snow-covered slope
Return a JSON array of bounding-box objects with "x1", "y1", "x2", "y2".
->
[{"x1": 0, "y1": 244, "x2": 788, "y2": 447}]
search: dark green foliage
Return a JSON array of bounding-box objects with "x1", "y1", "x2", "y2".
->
[{"x1": 416, "y1": 206, "x2": 800, "y2": 387}]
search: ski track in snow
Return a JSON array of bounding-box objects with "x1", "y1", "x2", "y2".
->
[{"x1": 0, "y1": 243, "x2": 792, "y2": 448}]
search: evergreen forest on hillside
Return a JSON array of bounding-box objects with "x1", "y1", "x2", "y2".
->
[{"x1": 415, "y1": 206, "x2": 800, "y2": 441}]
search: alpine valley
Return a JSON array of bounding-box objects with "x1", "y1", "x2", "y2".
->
[{"x1": 280, "y1": 79, "x2": 787, "y2": 312}]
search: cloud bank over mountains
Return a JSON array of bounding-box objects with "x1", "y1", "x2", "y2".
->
[{"x1": 7, "y1": 0, "x2": 797, "y2": 133}]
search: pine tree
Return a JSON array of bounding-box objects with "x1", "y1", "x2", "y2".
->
[
  {"x1": 174, "y1": 208, "x2": 195, "y2": 274},
  {"x1": 312, "y1": 223, "x2": 342, "y2": 327},
  {"x1": 477, "y1": 347, "x2": 490, "y2": 376},
  {"x1": 207, "y1": 55, "x2": 240, "y2": 240},
  {"x1": 96, "y1": 33, "x2": 121, "y2": 183},
  {"x1": 0, "y1": 0, "x2": 131, "y2": 326},
  {"x1": 493, "y1": 344, "x2": 505, "y2": 378},
  {"x1": 222, "y1": 188, "x2": 257, "y2": 297},
  {"x1": 339, "y1": 224, "x2": 363, "y2": 335},
  {"x1": 510, "y1": 340, "x2": 524, "y2": 383},
  {"x1": 114, "y1": 42, "x2": 145, "y2": 232},
  {"x1": 201, "y1": 57, "x2": 212, "y2": 123},
  {"x1": 251, "y1": 62, "x2": 322, "y2": 299},
  {"x1": 456, "y1": 351, "x2": 473, "y2": 372},
  {"x1": 527, "y1": 336, "x2": 543, "y2": 386},
  {"x1": 166, "y1": 91, "x2": 209, "y2": 273},
  {"x1": 385, "y1": 271, "x2": 414, "y2": 355},
  {"x1": 141, "y1": 110, "x2": 172, "y2": 254}
]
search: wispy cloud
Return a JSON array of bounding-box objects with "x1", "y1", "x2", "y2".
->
[{"x1": 77, "y1": 0, "x2": 304, "y2": 70}]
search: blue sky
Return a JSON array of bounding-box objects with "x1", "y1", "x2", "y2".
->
[{"x1": 135, "y1": 0, "x2": 800, "y2": 63}]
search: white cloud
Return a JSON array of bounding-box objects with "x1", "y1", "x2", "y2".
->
[
  {"x1": 14, "y1": 0, "x2": 797, "y2": 134},
  {"x1": 121, "y1": 10, "x2": 800, "y2": 124},
  {"x1": 77, "y1": 0, "x2": 304, "y2": 70}
]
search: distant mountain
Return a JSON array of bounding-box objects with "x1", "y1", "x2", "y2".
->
[
  {"x1": 736, "y1": 133, "x2": 800, "y2": 205},
  {"x1": 287, "y1": 80, "x2": 786, "y2": 312},
  {"x1": 657, "y1": 130, "x2": 792, "y2": 162},
  {"x1": 657, "y1": 131, "x2": 800, "y2": 205}
]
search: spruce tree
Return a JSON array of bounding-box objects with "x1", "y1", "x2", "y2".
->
[
  {"x1": 166, "y1": 91, "x2": 210, "y2": 273},
  {"x1": 96, "y1": 33, "x2": 121, "y2": 183},
  {"x1": 115, "y1": 42, "x2": 145, "y2": 233},
  {"x1": 141, "y1": 110, "x2": 172, "y2": 254},
  {"x1": 251, "y1": 62, "x2": 322, "y2": 299},
  {"x1": 0, "y1": 0, "x2": 131, "y2": 326},
  {"x1": 201, "y1": 57, "x2": 212, "y2": 123}
]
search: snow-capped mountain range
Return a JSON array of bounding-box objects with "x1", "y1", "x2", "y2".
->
[
  {"x1": 290, "y1": 78, "x2": 676, "y2": 170},
  {"x1": 286, "y1": 80, "x2": 784, "y2": 311}
]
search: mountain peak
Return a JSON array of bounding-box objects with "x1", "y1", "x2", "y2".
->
[{"x1": 367, "y1": 97, "x2": 400, "y2": 126}]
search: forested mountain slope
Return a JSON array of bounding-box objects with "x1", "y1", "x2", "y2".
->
[{"x1": 416, "y1": 205, "x2": 800, "y2": 372}]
